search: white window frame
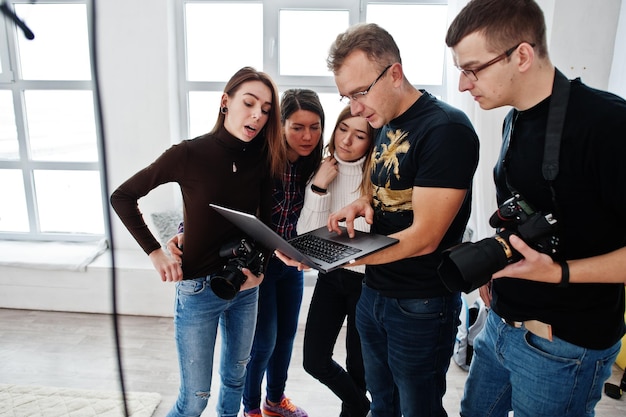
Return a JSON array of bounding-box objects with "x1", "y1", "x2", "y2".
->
[
  {"x1": 0, "y1": 16, "x2": 12, "y2": 83},
  {"x1": 175, "y1": 0, "x2": 449, "y2": 141},
  {"x1": 0, "y1": 0, "x2": 104, "y2": 242}
]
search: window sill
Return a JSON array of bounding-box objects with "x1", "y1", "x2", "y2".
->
[
  {"x1": 0, "y1": 239, "x2": 108, "y2": 272},
  {"x1": 0, "y1": 241, "x2": 172, "y2": 317}
]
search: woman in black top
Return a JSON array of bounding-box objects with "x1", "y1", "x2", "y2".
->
[{"x1": 110, "y1": 67, "x2": 283, "y2": 417}]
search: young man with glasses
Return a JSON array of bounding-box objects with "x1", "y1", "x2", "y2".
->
[
  {"x1": 446, "y1": 0, "x2": 626, "y2": 416},
  {"x1": 326, "y1": 22, "x2": 480, "y2": 417}
]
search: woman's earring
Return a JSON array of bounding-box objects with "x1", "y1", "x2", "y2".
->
[{"x1": 220, "y1": 106, "x2": 228, "y2": 114}]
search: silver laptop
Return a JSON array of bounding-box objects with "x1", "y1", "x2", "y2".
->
[{"x1": 210, "y1": 203, "x2": 398, "y2": 273}]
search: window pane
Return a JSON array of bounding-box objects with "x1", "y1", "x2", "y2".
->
[
  {"x1": 188, "y1": 91, "x2": 221, "y2": 139},
  {"x1": 0, "y1": 90, "x2": 19, "y2": 160},
  {"x1": 279, "y1": 10, "x2": 349, "y2": 76},
  {"x1": 367, "y1": 4, "x2": 448, "y2": 85},
  {"x1": 0, "y1": 169, "x2": 29, "y2": 232},
  {"x1": 185, "y1": 3, "x2": 263, "y2": 81},
  {"x1": 317, "y1": 93, "x2": 347, "y2": 146},
  {"x1": 34, "y1": 170, "x2": 104, "y2": 234},
  {"x1": 24, "y1": 90, "x2": 98, "y2": 162},
  {"x1": 15, "y1": 3, "x2": 91, "y2": 81}
]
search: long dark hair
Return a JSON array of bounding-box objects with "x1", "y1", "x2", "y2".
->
[
  {"x1": 210, "y1": 66, "x2": 284, "y2": 178},
  {"x1": 280, "y1": 89, "x2": 324, "y2": 185}
]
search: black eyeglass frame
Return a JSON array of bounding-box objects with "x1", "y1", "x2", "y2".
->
[
  {"x1": 339, "y1": 64, "x2": 393, "y2": 104},
  {"x1": 458, "y1": 42, "x2": 535, "y2": 81}
]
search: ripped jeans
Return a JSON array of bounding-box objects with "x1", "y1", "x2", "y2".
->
[{"x1": 167, "y1": 276, "x2": 259, "y2": 417}]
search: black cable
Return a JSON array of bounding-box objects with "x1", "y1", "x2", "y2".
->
[
  {"x1": 1, "y1": 2, "x2": 127, "y2": 413},
  {"x1": 0, "y1": 1, "x2": 35, "y2": 40},
  {"x1": 89, "y1": 1, "x2": 128, "y2": 415}
]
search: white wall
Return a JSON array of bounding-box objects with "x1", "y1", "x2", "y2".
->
[
  {"x1": 97, "y1": 0, "x2": 181, "y2": 251},
  {"x1": 549, "y1": 0, "x2": 622, "y2": 89}
]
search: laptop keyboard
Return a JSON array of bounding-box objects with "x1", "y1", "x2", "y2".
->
[{"x1": 290, "y1": 234, "x2": 362, "y2": 263}]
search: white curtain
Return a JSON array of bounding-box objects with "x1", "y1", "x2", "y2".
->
[
  {"x1": 445, "y1": 0, "x2": 506, "y2": 240},
  {"x1": 609, "y1": 1, "x2": 626, "y2": 97}
]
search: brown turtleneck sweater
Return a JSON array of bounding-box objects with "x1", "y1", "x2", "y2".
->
[{"x1": 110, "y1": 127, "x2": 272, "y2": 279}]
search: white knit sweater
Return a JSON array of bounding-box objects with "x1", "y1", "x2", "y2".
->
[{"x1": 296, "y1": 152, "x2": 370, "y2": 274}]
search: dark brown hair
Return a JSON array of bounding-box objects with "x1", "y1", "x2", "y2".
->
[
  {"x1": 446, "y1": 0, "x2": 548, "y2": 58},
  {"x1": 280, "y1": 89, "x2": 325, "y2": 186}
]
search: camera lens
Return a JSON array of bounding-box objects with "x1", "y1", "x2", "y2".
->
[
  {"x1": 438, "y1": 230, "x2": 518, "y2": 293},
  {"x1": 210, "y1": 264, "x2": 247, "y2": 300}
]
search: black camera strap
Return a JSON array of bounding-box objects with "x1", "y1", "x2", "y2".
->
[
  {"x1": 501, "y1": 68, "x2": 571, "y2": 212},
  {"x1": 542, "y1": 69, "x2": 571, "y2": 182}
]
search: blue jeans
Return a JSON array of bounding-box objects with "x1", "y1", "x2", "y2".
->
[
  {"x1": 461, "y1": 310, "x2": 622, "y2": 417},
  {"x1": 243, "y1": 257, "x2": 304, "y2": 412},
  {"x1": 357, "y1": 284, "x2": 461, "y2": 417},
  {"x1": 167, "y1": 276, "x2": 258, "y2": 417}
]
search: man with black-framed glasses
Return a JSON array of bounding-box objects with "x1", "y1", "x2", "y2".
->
[
  {"x1": 454, "y1": 42, "x2": 533, "y2": 82},
  {"x1": 325, "y1": 22, "x2": 480, "y2": 417},
  {"x1": 446, "y1": 0, "x2": 626, "y2": 416}
]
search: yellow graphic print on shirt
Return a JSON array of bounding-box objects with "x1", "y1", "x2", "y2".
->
[{"x1": 372, "y1": 129, "x2": 413, "y2": 213}]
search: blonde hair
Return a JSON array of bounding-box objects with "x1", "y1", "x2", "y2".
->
[{"x1": 327, "y1": 23, "x2": 400, "y2": 74}]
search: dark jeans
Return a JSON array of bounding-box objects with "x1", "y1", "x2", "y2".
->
[
  {"x1": 357, "y1": 285, "x2": 461, "y2": 417},
  {"x1": 303, "y1": 269, "x2": 370, "y2": 417},
  {"x1": 243, "y1": 257, "x2": 304, "y2": 412}
]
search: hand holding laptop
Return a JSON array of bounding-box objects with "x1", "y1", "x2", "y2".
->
[
  {"x1": 327, "y1": 195, "x2": 374, "y2": 238},
  {"x1": 274, "y1": 249, "x2": 310, "y2": 271}
]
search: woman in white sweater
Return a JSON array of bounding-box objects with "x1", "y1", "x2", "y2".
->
[{"x1": 297, "y1": 106, "x2": 374, "y2": 417}]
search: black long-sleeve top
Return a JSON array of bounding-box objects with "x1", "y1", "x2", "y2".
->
[{"x1": 110, "y1": 126, "x2": 273, "y2": 279}]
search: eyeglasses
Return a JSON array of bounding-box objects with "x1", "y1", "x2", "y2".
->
[
  {"x1": 458, "y1": 42, "x2": 535, "y2": 81},
  {"x1": 339, "y1": 64, "x2": 393, "y2": 105}
]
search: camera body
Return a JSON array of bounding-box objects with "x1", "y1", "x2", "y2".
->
[
  {"x1": 489, "y1": 193, "x2": 559, "y2": 259},
  {"x1": 211, "y1": 238, "x2": 265, "y2": 300},
  {"x1": 438, "y1": 193, "x2": 559, "y2": 293}
]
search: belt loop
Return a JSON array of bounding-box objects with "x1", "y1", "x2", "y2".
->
[
  {"x1": 501, "y1": 317, "x2": 523, "y2": 328},
  {"x1": 501, "y1": 317, "x2": 553, "y2": 341}
]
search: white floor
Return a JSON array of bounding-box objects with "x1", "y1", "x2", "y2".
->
[{"x1": 0, "y1": 284, "x2": 624, "y2": 417}]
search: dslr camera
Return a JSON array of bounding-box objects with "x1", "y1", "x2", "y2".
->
[
  {"x1": 211, "y1": 238, "x2": 265, "y2": 300},
  {"x1": 438, "y1": 193, "x2": 559, "y2": 293}
]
